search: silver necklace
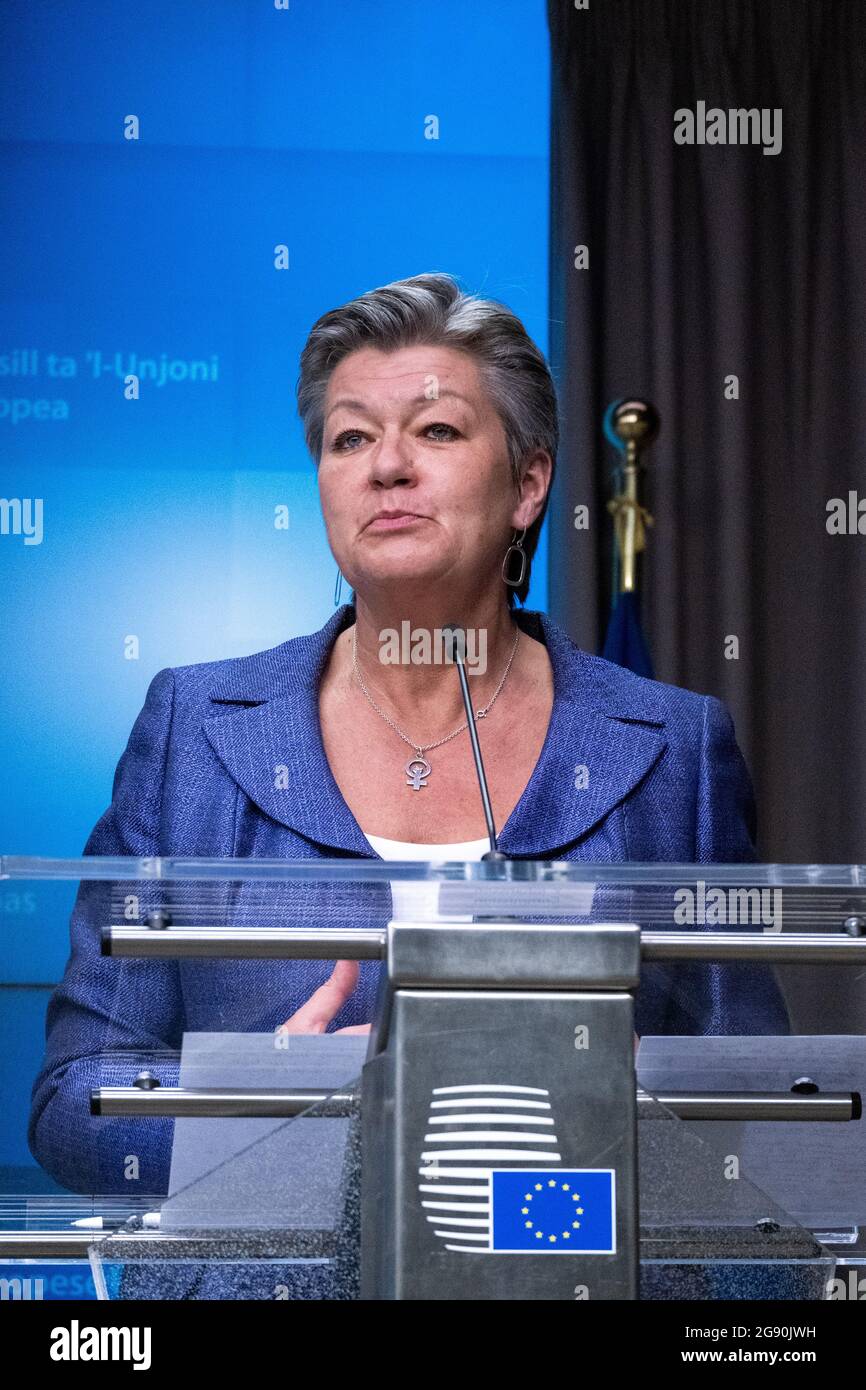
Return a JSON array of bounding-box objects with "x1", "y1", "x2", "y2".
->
[{"x1": 352, "y1": 624, "x2": 520, "y2": 790}]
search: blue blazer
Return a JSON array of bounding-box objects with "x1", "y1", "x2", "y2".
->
[{"x1": 29, "y1": 604, "x2": 789, "y2": 1199}]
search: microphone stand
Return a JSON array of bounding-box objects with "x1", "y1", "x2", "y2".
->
[{"x1": 445, "y1": 624, "x2": 510, "y2": 863}]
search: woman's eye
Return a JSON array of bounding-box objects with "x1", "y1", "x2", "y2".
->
[
  {"x1": 423, "y1": 422, "x2": 459, "y2": 441},
  {"x1": 332, "y1": 430, "x2": 365, "y2": 451},
  {"x1": 331, "y1": 422, "x2": 459, "y2": 451}
]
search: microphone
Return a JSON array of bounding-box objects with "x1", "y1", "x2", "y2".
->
[{"x1": 443, "y1": 623, "x2": 509, "y2": 862}]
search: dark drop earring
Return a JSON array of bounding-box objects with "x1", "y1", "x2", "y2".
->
[{"x1": 501, "y1": 526, "x2": 528, "y2": 588}]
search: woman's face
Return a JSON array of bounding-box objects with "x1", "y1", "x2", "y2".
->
[{"x1": 317, "y1": 343, "x2": 543, "y2": 601}]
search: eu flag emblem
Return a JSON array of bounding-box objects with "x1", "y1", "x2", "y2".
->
[{"x1": 490, "y1": 1169, "x2": 615, "y2": 1253}]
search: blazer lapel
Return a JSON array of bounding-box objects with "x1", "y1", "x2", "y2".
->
[
  {"x1": 497, "y1": 704, "x2": 667, "y2": 856},
  {"x1": 497, "y1": 612, "x2": 669, "y2": 856},
  {"x1": 203, "y1": 605, "x2": 374, "y2": 854},
  {"x1": 201, "y1": 605, "x2": 669, "y2": 859}
]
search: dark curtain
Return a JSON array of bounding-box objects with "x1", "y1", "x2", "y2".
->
[{"x1": 547, "y1": 0, "x2": 866, "y2": 870}]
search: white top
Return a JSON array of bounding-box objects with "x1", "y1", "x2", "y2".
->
[
  {"x1": 364, "y1": 833, "x2": 489, "y2": 862},
  {"x1": 363, "y1": 832, "x2": 489, "y2": 922}
]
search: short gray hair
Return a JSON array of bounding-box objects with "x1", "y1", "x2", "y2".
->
[{"x1": 296, "y1": 272, "x2": 558, "y2": 605}]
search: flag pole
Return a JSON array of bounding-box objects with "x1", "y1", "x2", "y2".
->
[
  {"x1": 600, "y1": 399, "x2": 660, "y2": 678},
  {"x1": 607, "y1": 399, "x2": 659, "y2": 592}
]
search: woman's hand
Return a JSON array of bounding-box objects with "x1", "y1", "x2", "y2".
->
[{"x1": 276, "y1": 959, "x2": 372, "y2": 1035}]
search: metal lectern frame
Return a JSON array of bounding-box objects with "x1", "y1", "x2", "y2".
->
[{"x1": 2, "y1": 856, "x2": 865, "y2": 1301}]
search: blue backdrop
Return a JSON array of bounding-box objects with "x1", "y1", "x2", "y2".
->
[{"x1": 0, "y1": 0, "x2": 550, "y2": 1176}]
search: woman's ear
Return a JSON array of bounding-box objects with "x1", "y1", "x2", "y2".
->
[{"x1": 511, "y1": 448, "x2": 553, "y2": 531}]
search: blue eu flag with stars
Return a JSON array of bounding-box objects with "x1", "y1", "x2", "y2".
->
[{"x1": 490, "y1": 1169, "x2": 615, "y2": 1253}]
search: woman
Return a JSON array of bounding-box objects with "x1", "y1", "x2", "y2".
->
[{"x1": 29, "y1": 273, "x2": 789, "y2": 1213}]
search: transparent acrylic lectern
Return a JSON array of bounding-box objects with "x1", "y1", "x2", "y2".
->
[{"x1": 3, "y1": 856, "x2": 866, "y2": 1301}]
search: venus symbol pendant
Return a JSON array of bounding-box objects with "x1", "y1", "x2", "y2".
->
[{"x1": 405, "y1": 754, "x2": 432, "y2": 790}]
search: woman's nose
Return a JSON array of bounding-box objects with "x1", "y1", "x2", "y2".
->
[{"x1": 367, "y1": 431, "x2": 416, "y2": 486}]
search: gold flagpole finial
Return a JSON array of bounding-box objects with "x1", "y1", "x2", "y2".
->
[{"x1": 607, "y1": 399, "x2": 660, "y2": 593}]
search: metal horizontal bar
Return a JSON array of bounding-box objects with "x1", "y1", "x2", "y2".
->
[
  {"x1": 91, "y1": 1087, "x2": 356, "y2": 1117},
  {"x1": 0, "y1": 1230, "x2": 334, "y2": 1259},
  {"x1": 638, "y1": 1090, "x2": 861, "y2": 1121},
  {"x1": 105, "y1": 925, "x2": 866, "y2": 965},
  {"x1": 92, "y1": 1086, "x2": 859, "y2": 1122},
  {"x1": 641, "y1": 932, "x2": 866, "y2": 962},
  {"x1": 103, "y1": 927, "x2": 386, "y2": 959},
  {"x1": 0, "y1": 1230, "x2": 183, "y2": 1258}
]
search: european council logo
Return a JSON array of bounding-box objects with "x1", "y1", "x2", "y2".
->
[
  {"x1": 490, "y1": 1169, "x2": 616, "y2": 1254},
  {"x1": 418, "y1": 1084, "x2": 617, "y2": 1256}
]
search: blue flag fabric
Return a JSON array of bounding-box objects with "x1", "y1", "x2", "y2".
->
[
  {"x1": 490, "y1": 1169, "x2": 615, "y2": 1253},
  {"x1": 601, "y1": 590, "x2": 653, "y2": 678}
]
